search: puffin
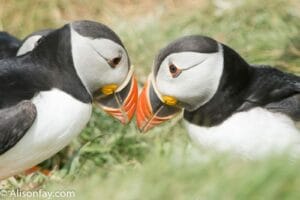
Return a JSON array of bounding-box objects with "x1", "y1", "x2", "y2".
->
[
  {"x1": 0, "y1": 32, "x2": 21, "y2": 59},
  {"x1": 0, "y1": 29, "x2": 53, "y2": 58},
  {"x1": 17, "y1": 29, "x2": 53, "y2": 56},
  {"x1": 0, "y1": 20, "x2": 138, "y2": 180},
  {"x1": 136, "y1": 35, "x2": 300, "y2": 158}
]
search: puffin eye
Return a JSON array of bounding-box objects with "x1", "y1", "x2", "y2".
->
[
  {"x1": 108, "y1": 56, "x2": 122, "y2": 68},
  {"x1": 112, "y1": 56, "x2": 121, "y2": 65},
  {"x1": 169, "y1": 64, "x2": 181, "y2": 78}
]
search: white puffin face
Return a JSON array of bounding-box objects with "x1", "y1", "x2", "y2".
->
[
  {"x1": 155, "y1": 45, "x2": 224, "y2": 111},
  {"x1": 70, "y1": 26, "x2": 129, "y2": 94}
]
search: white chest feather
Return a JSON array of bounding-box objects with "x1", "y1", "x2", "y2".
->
[
  {"x1": 185, "y1": 108, "x2": 300, "y2": 159},
  {"x1": 0, "y1": 89, "x2": 92, "y2": 180}
]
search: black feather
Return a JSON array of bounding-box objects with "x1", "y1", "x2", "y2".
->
[
  {"x1": 0, "y1": 24, "x2": 91, "y2": 109},
  {"x1": 0, "y1": 32, "x2": 21, "y2": 59},
  {"x1": 0, "y1": 100, "x2": 37, "y2": 155}
]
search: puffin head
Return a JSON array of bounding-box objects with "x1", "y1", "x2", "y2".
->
[
  {"x1": 70, "y1": 20, "x2": 138, "y2": 124},
  {"x1": 136, "y1": 35, "x2": 224, "y2": 132},
  {"x1": 32, "y1": 20, "x2": 138, "y2": 124}
]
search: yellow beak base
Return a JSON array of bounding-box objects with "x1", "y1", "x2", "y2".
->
[
  {"x1": 162, "y1": 95, "x2": 177, "y2": 106},
  {"x1": 101, "y1": 84, "x2": 118, "y2": 95}
]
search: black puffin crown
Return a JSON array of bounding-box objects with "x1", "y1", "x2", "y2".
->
[
  {"x1": 154, "y1": 35, "x2": 219, "y2": 76},
  {"x1": 71, "y1": 20, "x2": 125, "y2": 48}
]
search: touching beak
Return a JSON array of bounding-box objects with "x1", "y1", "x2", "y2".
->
[
  {"x1": 136, "y1": 75, "x2": 182, "y2": 133},
  {"x1": 94, "y1": 68, "x2": 138, "y2": 124}
]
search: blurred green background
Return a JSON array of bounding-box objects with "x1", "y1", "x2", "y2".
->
[{"x1": 0, "y1": 0, "x2": 300, "y2": 199}]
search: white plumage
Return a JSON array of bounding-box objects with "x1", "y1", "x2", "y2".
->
[
  {"x1": 0, "y1": 89, "x2": 92, "y2": 179},
  {"x1": 185, "y1": 107, "x2": 300, "y2": 159}
]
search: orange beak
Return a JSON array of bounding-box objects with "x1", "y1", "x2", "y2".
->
[
  {"x1": 94, "y1": 71, "x2": 138, "y2": 124},
  {"x1": 136, "y1": 77, "x2": 181, "y2": 132}
]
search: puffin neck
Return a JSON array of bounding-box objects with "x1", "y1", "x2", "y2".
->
[
  {"x1": 30, "y1": 25, "x2": 92, "y2": 103},
  {"x1": 183, "y1": 44, "x2": 254, "y2": 127},
  {"x1": 31, "y1": 25, "x2": 70, "y2": 67}
]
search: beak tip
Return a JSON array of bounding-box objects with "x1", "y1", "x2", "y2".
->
[
  {"x1": 120, "y1": 120, "x2": 127, "y2": 125},
  {"x1": 137, "y1": 127, "x2": 146, "y2": 133},
  {"x1": 136, "y1": 120, "x2": 151, "y2": 133},
  {"x1": 136, "y1": 118, "x2": 146, "y2": 133},
  {"x1": 120, "y1": 115, "x2": 132, "y2": 125},
  {"x1": 137, "y1": 128, "x2": 143, "y2": 133}
]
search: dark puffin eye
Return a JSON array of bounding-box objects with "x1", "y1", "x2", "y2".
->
[
  {"x1": 169, "y1": 63, "x2": 181, "y2": 78},
  {"x1": 112, "y1": 56, "x2": 121, "y2": 65},
  {"x1": 108, "y1": 56, "x2": 122, "y2": 68}
]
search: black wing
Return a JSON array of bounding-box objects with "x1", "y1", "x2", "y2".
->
[
  {"x1": 0, "y1": 100, "x2": 37, "y2": 155},
  {"x1": 0, "y1": 56, "x2": 52, "y2": 108},
  {"x1": 265, "y1": 94, "x2": 300, "y2": 121},
  {"x1": 239, "y1": 66, "x2": 300, "y2": 120}
]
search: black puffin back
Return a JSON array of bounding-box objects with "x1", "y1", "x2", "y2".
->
[
  {"x1": 184, "y1": 44, "x2": 254, "y2": 127},
  {"x1": 0, "y1": 25, "x2": 91, "y2": 109},
  {"x1": 0, "y1": 32, "x2": 21, "y2": 59},
  {"x1": 21, "y1": 29, "x2": 53, "y2": 44}
]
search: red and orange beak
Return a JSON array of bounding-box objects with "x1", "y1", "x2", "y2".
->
[
  {"x1": 136, "y1": 76, "x2": 182, "y2": 132},
  {"x1": 94, "y1": 69, "x2": 138, "y2": 124}
]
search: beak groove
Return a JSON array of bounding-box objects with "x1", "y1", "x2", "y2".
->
[{"x1": 136, "y1": 81, "x2": 153, "y2": 132}]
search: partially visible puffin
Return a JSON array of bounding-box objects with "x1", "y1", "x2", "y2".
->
[
  {"x1": 0, "y1": 20, "x2": 138, "y2": 179},
  {"x1": 0, "y1": 29, "x2": 53, "y2": 58},
  {"x1": 0, "y1": 32, "x2": 21, "y2": 59},
  {"x1": 17, "y1": 29, "x2": 53, "y2": 56},
  {"x1": 136, "y1": 35, "x2": 300, "y2": 158}
]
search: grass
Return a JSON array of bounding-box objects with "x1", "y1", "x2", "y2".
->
[{"x1": 0, "y1": 0, "x2": 300, "y2": 199}]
